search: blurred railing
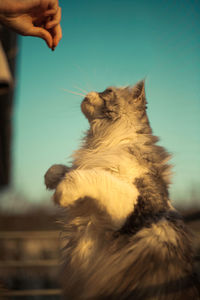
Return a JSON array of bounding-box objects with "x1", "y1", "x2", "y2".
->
[
  {"x1": 2, "y1": 289, "x2": 61, "y2": 297},
  {"x1": 0, "y1": 230, "x2": 62, "y2": 299}
]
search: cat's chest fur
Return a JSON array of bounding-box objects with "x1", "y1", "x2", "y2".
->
[{"x1": 73, "y1": 141, "x2": 148, "y2": 185}]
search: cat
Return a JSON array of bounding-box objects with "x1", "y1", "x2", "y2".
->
[{"x1": 45, "y1": 80, "x2": 200, "y2": 300}]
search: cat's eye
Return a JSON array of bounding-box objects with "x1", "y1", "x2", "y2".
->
[{"x1": 99, "y1": 88, "x2": 113, "y2": 99}]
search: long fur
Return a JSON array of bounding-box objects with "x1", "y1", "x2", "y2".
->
[{"x1": 45, "y1": 81, "x2": 200, "y2": 299}]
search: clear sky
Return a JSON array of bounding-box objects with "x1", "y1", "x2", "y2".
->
[{"x1": 12, "y1": 0, "x2": 200, "y2": 206}]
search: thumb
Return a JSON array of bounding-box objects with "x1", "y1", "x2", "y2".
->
[{"x1": 28, "y1": 27, "x2": 53, "y2": 49}]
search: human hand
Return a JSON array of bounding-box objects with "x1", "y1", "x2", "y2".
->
[{"x1": 0, "y1": 0, "x2": 62, "y2": 50}]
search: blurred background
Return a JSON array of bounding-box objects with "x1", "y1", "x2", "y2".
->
[{"x1": 0, "y1": 0, "x2": 199, "y2": 298}]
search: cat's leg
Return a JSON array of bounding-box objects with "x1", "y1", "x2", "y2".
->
[
  {"x1": 44, "y1": 164, "x2": 70, "y2": 190},
  {"x1": 54, "y1": 168, "x2": 139, "y2": 227}
]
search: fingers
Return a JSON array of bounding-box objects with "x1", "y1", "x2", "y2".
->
[
  {"x1": 43, "y1": 8, "x2": 57, "y2": 17},
  {"x1": 47, "y1": 0, "x2": 59, "y2": 10},
  {"x1": 51, "y1": 23, "x2": 62, "y2": 49},
  {"x1": 40, "y1": 0, "x2": 58, "y2": 12},
  {"x1": 44, "y1": 5, "x2": 62, "y2": 49},
  {"x1": 45, "y1": 6, "x2": 61, "y2": 29},
  {"x1": 28, "y1": 26, "x2": 53, "y2": 48},
  {"x1": 11, "y1": 0, "x2": 62, "y2": 50}
]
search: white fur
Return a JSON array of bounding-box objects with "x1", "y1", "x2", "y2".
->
[
  {"x1": 54, "y1": 117, "x2": 149, "y2": 225},
  {"x1": 54, "y1": 168, "x2": 139, "y2": 227}
]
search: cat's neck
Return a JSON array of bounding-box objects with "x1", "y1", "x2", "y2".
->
[
  {"x1": 72, "y1": 117, "x2": 172, "y2": 187},
  {"x1": 85, "y1": 117, "x2": 153, "y2": 150},
  {"x1": 84, "y1": 117, "x2": 171, "y2": 183}
]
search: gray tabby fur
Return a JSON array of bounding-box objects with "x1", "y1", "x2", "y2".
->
[{"x1": 45, "y1": 81, "x2": 200, "y2": 299}]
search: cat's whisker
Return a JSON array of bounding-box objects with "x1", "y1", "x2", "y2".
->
[
  {"x1": 73, "y1": 86, "x2": 88, "y2": 94},
  {"x1": 74, "y1": 64, "x2": 94, "y2": 90},
  {"x1": 62, "y1": 88, "x2": 85, "y2": 97}
]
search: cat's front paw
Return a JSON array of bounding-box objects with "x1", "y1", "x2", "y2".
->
[
  {"x1": 44, "y1": 164, "x2": 70, "y2": 190},
  {"x1": 53, "y1": 171, "x2": 81, "y2": 207}
]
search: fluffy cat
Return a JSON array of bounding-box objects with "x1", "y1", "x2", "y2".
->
[{"x1": 45, "y1": 81, "x2": 200, "y2": 300}]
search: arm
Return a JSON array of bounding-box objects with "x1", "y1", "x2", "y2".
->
[{"x1": 54, "y1": 168, "x2": 139, "y2": 227}]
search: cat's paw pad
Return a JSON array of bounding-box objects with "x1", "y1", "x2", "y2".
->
[{"x1": 44, "y1": 164, "x2": 70, "y2": 190}]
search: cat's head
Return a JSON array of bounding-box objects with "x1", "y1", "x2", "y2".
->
[{"x1": 81, "y1": 80, "x2": 148, "y2": 126}]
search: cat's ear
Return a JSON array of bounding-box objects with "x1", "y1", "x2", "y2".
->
[
  {"x1": 130, "y1": 80, "x2": 147, "y2": 107},
  {"x1": 133, "y1": 80, "x2": 145, "y2": 98}
]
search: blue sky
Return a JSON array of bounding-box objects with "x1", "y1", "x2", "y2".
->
[{"x1": 12, "y1": 0, "x2": 200, "y2": 206}]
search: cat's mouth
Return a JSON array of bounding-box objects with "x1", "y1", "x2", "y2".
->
[
  {"x1": 81, "y1": 94, "x2": 104, "y2": 121},
  {"x1": 82, "y1": 97, "x2": 93, "y2": 110},
  {"x1": 81, "y1": 97, "x2": 94, "y2": 119}
]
